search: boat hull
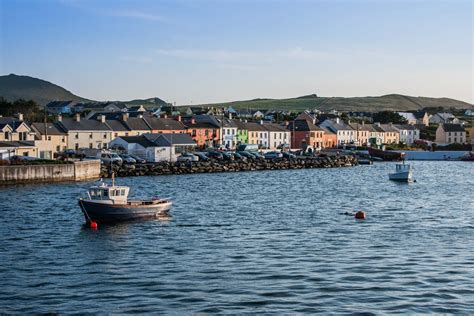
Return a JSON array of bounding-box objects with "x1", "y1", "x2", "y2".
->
[
  {"x1": 369, "y1": 147, "x2": 404, "y2": 161},
  {"x1": 388, "y1": 171, "x2": 413, "y2": 182},
  {"x1": 78, "y1": 199, "x2": 172, "y2": 223}
]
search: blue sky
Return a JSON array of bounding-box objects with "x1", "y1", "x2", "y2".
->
[{"x1": 1, "y1": 0, "x2": 472, "y2": 104}]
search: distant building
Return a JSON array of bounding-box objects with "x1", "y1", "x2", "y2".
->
[
  {"x1": 31, "y1": 122, "x2": 67, "y2": 159},
  {"x1": 429, "y1": 112, "x2": 459, "y2": 125},
  {"x1": 287, "y1": 119, "x2": 324, "y2": 149},
  {"x1": 109, "y1": 133, "x2": 196, "y2": 162},
  {"x1": 319, "y1": 118, "x2": 355, "y2": 146},
  {"x1": 435, "y1": 124, "x2": 466, "y2": 144},
  {"x1": 0, "y1": 114, "x2": 37, "y2": 158}
]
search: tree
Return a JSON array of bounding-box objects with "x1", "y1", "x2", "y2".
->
[{"x1": 372, "y1": 111, "x2": 407, "y2": 124}]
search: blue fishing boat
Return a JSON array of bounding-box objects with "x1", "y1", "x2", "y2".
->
[{"x1": 78, "y1": 177, "x2": 172, "y2": 224}]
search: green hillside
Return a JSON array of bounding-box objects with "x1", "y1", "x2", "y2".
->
[
  {"x1": 0, "y1": 74, "x2": 90, "y2": 106},
  {"x1": 200, "y1": 94, "x2": 472, "y2": 112}
]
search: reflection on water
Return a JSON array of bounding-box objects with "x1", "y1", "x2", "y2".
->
[{"x1": 0, "y1": 161, "x2": 473, "y2": 313}]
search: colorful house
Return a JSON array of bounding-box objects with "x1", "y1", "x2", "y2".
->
[{"x1": 287, "y1": 119, "x2": 324, "y2": 149}]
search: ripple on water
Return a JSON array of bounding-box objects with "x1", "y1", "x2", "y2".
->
[{"x1": 0, "y1": 161, "x2": 473, "y2": 313}]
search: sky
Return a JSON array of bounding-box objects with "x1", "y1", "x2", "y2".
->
[{"x1": 1, "y1": 0, "x2": 473, "y2": 104}]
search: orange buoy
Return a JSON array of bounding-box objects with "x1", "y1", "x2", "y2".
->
[
  {"x1": 90, "y1": 221, "x2": 98, "y2": 230},
  {"x1": 355, "y1": 211, "x2": 366, "y2": 219}
]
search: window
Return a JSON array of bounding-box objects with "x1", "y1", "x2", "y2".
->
[
  {"x1": 89, "y1": 143, "x2": 93, "y2": 149},
  {"x1": 89, "y1": 133, "x2": 93, "y2": 139},
  {"x1": 47, "y1": 136, "x2": 51, "y2": 141},
  {"x1": 62, "y1": 137, "x2": 65, "y2": 142},
  {"x1": 103, "y1": 143, "x2": 107, "y2": 149},
  {"x1": 104, "y1": 133, "x2": 107, "y2": 139},
  {"x1": 4, "y1": 132, "x2": 9, "y2": 140},
  {"x1": 56, "y1": 145, "x2": 60, "y2": 152},
  {"x1": 114, "y1": 133, "x2": 118, "y2": 137},
  {"x1": 125, "y1": 133, "x2": 129, "y2": 136},
  {"x1": 75, "y1": 143, "x2": 79, "y2": 150},
  {"x1": 192, "y1": 130, "x2": 196, "y2": 137},
  {"x1": 75, "y1": 133, "x2": 79, "y2": 139}
]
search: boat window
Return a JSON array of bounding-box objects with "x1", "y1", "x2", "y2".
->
[
  {"x1": 121, "y1": 189, "x2": 125, "y2": 195},
  {"x1": 103, "y1": 189, "x2": 108, "y2": 197},
  {"x1": 115, "y1": 189, "x2": 121, "y2": 196}
]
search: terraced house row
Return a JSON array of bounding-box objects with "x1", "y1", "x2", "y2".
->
[{"x1": 0, "y1": 110, "x2": 469, "y2": 160}]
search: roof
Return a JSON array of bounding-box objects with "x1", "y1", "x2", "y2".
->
[
  {"x1": 117, "y1": 136, "x2": 155, "y2": 148},
  {"x1": 397, "y1": 112, "x2": 416, "y2": 121},
  {"x1": 45, "y1": 101, "x2": 75, "y2": 109},
  {"x1": 380, "y1": 124, "x2": 399, "y2": 132},
  {"x1": 349, "y1": 122, "x2": 374, "y2": 131},
  {"x1": 87, "y1": 111, "x2": 150, "y2": 120},
  {"x1": 288, "y1": 119, "x2": 323, "y2": 131},
  {"x1": 0, "y1": 117, "x2": 25, "y2": 130},
  {"x1": 105, "y1": 120, "x2": 129, "y2": 132},
  {"x1": 144, "y1": 133, "x2": 196, "y2": 146},
  {"x1": 320, "y1": 119, "x2": 353, "y2": 132},
  {"x1": 220, "y1": 118, "x2": 238, "y2": 128},
  {"x1": 185, "y1": 121, "x2": 220, "y2": 129},
  {"x1": 31, "y1": 122, "x2": 67, "y2": 135},
  {"x1": 394, "y1": 124, "x2": 418, "y2": 131},
  {"x1": 122, "y1": 117, "x2": 151, "y2": 131},
  {"x1": 262, "y1": 123, "x2": 289, "y2": 132},
  {"x1": 245, "y1": 122, "x2": 267, "y2": 131},
  {"x1": 59, "y1": 118, "x2": 112, "y2": 131},
  {"x1": 295, "y1": 111, "x2": 317, "y2": 123},
  {"x1": 144, "y1": 117, "x2": 186, "y2": 131},
  {"x1": 441, "y1": 124, "x2": 465, "y2": 132},
  {"x1": 230, "y1": 120, "x2": 248, "y2": 130}
]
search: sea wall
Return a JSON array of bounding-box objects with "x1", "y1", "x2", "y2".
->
[
  {"x1": 0, "y1": 160, "x2": 101, "y2": 185},
  {"x1": 101, "y1": 155, "x2": 358, "y2": 178}
]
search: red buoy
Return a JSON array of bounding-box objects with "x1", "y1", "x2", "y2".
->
[
  {"x1": 90, "y1": 221, "x2": 98, "y2": 229},
  {"x1": 355, "y1": 211, "x2": 366, "y2": 219}
]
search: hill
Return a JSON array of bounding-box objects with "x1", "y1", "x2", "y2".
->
[
  {"x1": 0, "y1": 74, "x2": 90, "y2": 106},
  {"x1": 123, "y1": 97, "x2": 168, "y2": 108},
  {"x1": 200, "y1": 94, "x2": 472, "y2": 112}
]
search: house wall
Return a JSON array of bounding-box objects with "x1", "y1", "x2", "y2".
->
[
  {"x1": 323, "y1": 133, "x2": 337, "y2": 148},
  {"x1": 188, "y1": 128, "x2": 220, "y2": 148},
  {"x1": 35, "y1": 135, "x2": 67, "y2": 159},
  {"x1": 267, "y1": 131, "x2": 290, "y2": 150},
  {"x1": 67, "y1": 131, "x2": 113, "y2": 150}
]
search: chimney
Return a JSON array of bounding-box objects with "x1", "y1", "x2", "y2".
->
[
  {"x1": 97, "y1": 114, "x2": 106, "y2": 123},
  {"x1": 75, "y1": 113, "x2": 81, "y2": 122},
  {"x1": 348, "y1": 120, "x2": 351, "y2": 125},
  {"x1": 138, "y1": 114, "x2": 143, "y2": 119},
  {"x1": 17, "y1": 113, "x2": 24, "y2": 121},
  {"x1": 260, "y1": 120, "x2": 263, "y2": 125},
  {"x1": 162, "y1": 114, "x2": 168, "y2": 119},
  {"x1": 57, "y1": 114, "x2": 62, "y2": 122},
  {"x1": 336, "y1": 118, "x2": 340, "y2": 124},
  {"x1": 229, "y1": 113, "x2": 232, "y2": 120},
  {"x1": 191, "y1": 118, "x2": 196, "y2": 124},
  {"x1": 284, "y1": 121, "x2": 289, "y2": 127},
  {"x1": 177, "y1": 115, "x2": 182, "y2": 122},
  {"x1": 122, "y1": 113, "x2": 129, "y2": 121},
  {"x1": 376, "y1": 122, "x2": 381, "y2": 127},
  {"x1": 362, "y1": 121, "x2": 365, "y2": 126}
]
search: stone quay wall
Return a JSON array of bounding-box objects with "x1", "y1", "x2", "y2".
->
[
  {"x1": 0, "y1": 160, "x2": 101, "y2": 185},
  {"x1": 101, "y1": 155, "x2": 358, "y2": 178}
]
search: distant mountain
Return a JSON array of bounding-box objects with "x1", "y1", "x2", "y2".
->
[
  {"x1": 0, "y1": 74, "x2": 90, "y2": 106},
  {"x1": 200, "y1": 93, "x2": 472, "y2": 112}
]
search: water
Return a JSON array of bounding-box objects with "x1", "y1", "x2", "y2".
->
[{"x1": 0, "y1": 161, "x2": 473, "y2": 313}]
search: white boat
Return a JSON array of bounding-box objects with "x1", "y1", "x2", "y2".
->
[
  {"x1": 388, "y1": 163, "x2": 414, "y2": 182},
  {"x1": 78, "y1": 177, "x2": 172, "y2": 224}
]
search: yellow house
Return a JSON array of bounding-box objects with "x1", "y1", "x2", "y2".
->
[
  {"x1": 380, "y1": 124, "x2": 400, "y2": 144},
  {"x1": 0, "y1": 115, "x2": 37, "y2": 158}
]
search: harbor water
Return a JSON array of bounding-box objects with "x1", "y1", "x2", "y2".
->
[{"x1": 0, "y1": 161, "x2": 473, "y2": 313}]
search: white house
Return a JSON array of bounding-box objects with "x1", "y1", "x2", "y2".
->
[
  {"x1": 394, "y1": 125, "x2": 420, "y2": 144},
  {"x1": 429, "y1": 113, "x2": 459, "y2": 125},
  {"x1": 220, "y1": 118, "x2": 238, "y2": 149},
  {"x1": 319, "y1": 118, "x2": 355, "y2": 146},
  {"x1": 109, "y1": 133, "x2": 196, "y2": 162},
  {"x1": 435, "y1": 124, "x2": 466, "y2": 144}
]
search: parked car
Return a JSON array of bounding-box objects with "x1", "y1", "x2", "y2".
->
[
  {"x1": 250, "y1": 152, "x2": 265, "y2": 159},
  {"x1": 264, "y1": 151, "x2": 283, "y2": 159},
  {"x1": 193, "y1": 152, "x2": 210, "y2": 161},
  {"x1": 178, "y1": 152, "x2": 199, "y2": 162},
  {"x1": 282, "y1": 152, "x2": 296, "y2": 159},
  {"x1": 207, "y1": 151, "x2": 224, "y2": 160},
  {"x1": 222, "y1": 152, "x2": 235, "y2": 161},
  {"x1": 237, "y1": 151, "x2": 256, "y2": 160},
  {"x1": 119, "y1": 154, "x2": 137, "y2": 164},
  {"x1": 97, "y1": 152, "x2": 123, "y2": 165},
  {"x1": 10, "y1": 155, "x2": 40, "y2": 161},
  {"x1": 232, "y1": 152, "x2": 247, "y2": 161},
  {"x1": 128, "y1": 154, "x2": 146, "y2": 164}
]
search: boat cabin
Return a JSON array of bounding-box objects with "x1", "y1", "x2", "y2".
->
[
  {"x1": 87, "y1": 184, "x2": 130, "y2": 204},
  {"x1": 395, "y1": 163, "x2": 412, "y2": 172}
]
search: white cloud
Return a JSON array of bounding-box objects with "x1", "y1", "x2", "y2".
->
[{"x1": 111, "y1": 10, "x2": 165, "y2": 21}]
